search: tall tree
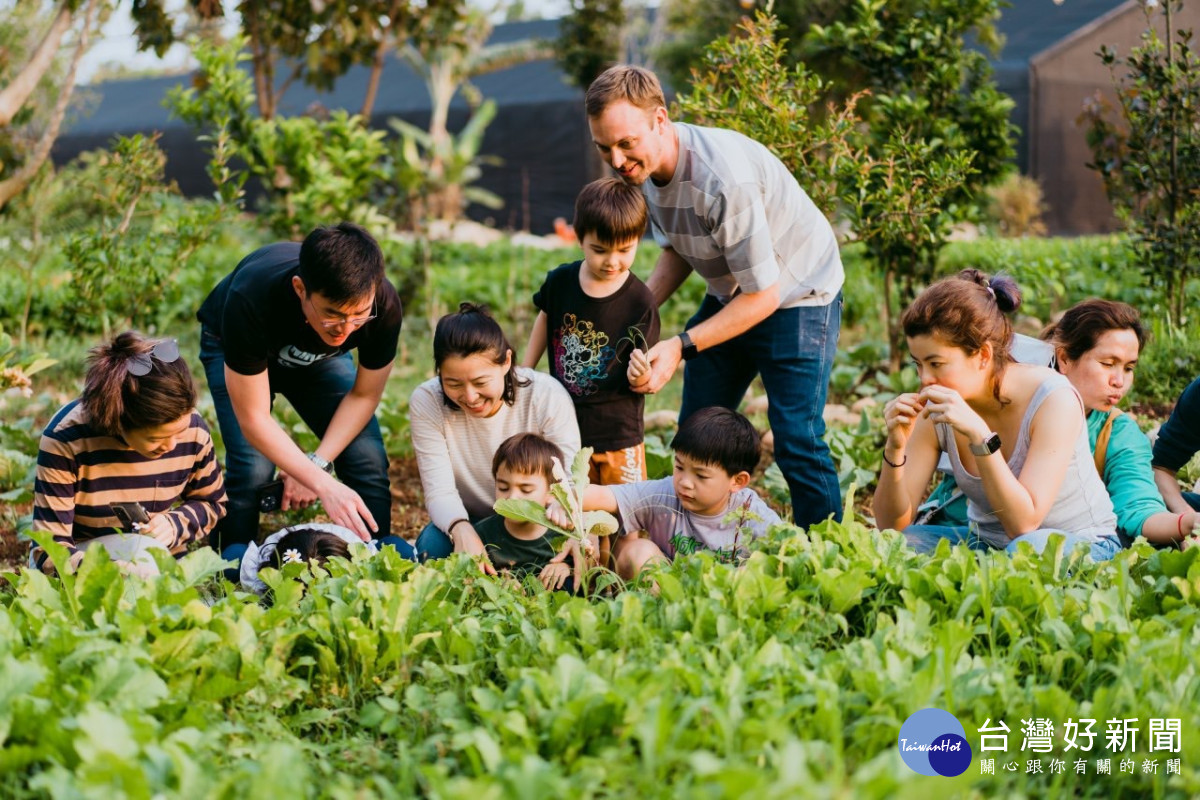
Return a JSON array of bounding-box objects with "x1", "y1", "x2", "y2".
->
[
  {"x1": 808, "y1": 0, "x2": 1015, "y2": 364},
  {"x1": 1082, "y1": 1, "x2": 1200, "y2": 326},
  {"x1": 556, "y1": 0, "x2": 625, "y2": 90},
  {"x1": 132, "y1": 0, "x2": 433, "y2": 121},
  {"x1": 0, "y1": 0, "x2": 103, "y2": 211},
  {"x1": 397, "y1": 3, "x2": 552, "y2": 217}
]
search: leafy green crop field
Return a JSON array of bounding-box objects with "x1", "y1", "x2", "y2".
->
[
  {"x1": 4, "y1": 522, "x2": 1200, "y2": 798},
  {"x1": 4, "y1": 231, "x2": 1200, "y2": 796}
]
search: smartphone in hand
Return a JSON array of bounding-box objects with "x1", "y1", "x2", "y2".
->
[
  {"x1": 110, "y1": 501, "x2": 151, "y2": 531},
  {"x1": 257, "y1": 479, "x2": 285, "y2": 513}
]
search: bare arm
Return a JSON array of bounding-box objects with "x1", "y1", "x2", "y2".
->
[
  {"x1": 522, "y1": 311, "x2": 548, "y2": 369},
  {"x1": 873, "y1": 398, "x2": 942, "y2": 530},
  {"x1": 1139, "y1": 509, "x2": 1200, "y2": 544},
  {"x1": 978, "y1": 388, "x2": 1081, "y2": 538},
  {"x1": 1155, "y1": 466, "x2": 1192, "y2": 514},
  {"x1": 546, "y1": 484, "x2": 618, "y2": 529},
  {"x1": 687, "y1": 283, "x2": 780, "y2": 352},
  {"x1": 645, "y1": 247, "x2": 693, "y2": 307},
  {"x1": 226, "y1": 367, "x2": 339, "y2": 491},
  {"x1": 315, "y1": 361, "x2": 392, "y2": 462},
  {"x1": 581, "y1": 484, "x2": 618, "y2": 513}
]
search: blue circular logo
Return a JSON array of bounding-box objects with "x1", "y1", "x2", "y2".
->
[{"x1": 898, "y1": 708, "x2": 973, "y2": 777}]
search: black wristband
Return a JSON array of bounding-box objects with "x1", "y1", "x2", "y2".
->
[
  {"x1": 678, "y1": 331, "x2": 699, "y2": 361},
  {"x1": 882, "y1": 452, "x2": 907, "y2": 469}
]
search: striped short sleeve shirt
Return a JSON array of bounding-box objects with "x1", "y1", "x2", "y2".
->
[
  {"x1": 643, "y1": 123, "x2": 844, "y2": 309},
  {"x1": 31, "y1": 400, "x2": 227, "y2": 572}
]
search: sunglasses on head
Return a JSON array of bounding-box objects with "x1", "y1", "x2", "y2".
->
[{"x1": 127, "y1": 339, "x2": 181, "y2": 377}]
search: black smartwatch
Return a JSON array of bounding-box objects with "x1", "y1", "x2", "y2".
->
[
  {"x1": 968, "y1": 432, "x2": 1002, "y2": 458},
  {"x1": 678, "y1": 331, "x2": 699, "y2": 361}
]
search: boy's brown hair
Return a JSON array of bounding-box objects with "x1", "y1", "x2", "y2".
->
[
  {"x1": 491, "y1": 433, "x2": 563, "y2": 484},
  {"x1": 585, "y1": 65, "x2": 667, "y2": 117},
  {"x1": 573, "y1": 177, "x2": 648, "y2": 244}
]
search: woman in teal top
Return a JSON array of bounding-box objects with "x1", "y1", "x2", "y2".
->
[{"x1": 1043, "y1": 300, "x2": 1198, "y2": 545}]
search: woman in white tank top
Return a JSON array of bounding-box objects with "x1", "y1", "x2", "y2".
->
[{"x1": 873, "y1": 270, "x2": 1120, "y2": 560}]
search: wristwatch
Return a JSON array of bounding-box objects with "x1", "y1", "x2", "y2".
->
[
  {"x1": 307, "y1": 452, "x2": 334, "y2": 473},
  {"x1": 678, "y1": 331, "x2": 699, "y2": 361},
  {"x1": 968, "y1": 432, "x2": 1002, "y2": 458}
]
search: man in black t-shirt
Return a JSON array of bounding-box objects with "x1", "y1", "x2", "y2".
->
[{"x1": 198, "y1": 222, "x2": 402, "y2": 554}]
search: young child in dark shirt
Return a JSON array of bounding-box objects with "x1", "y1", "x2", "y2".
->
[
  {"x1": 522, "y1": 178, "x2": 660, "y2": 565},
  {"x1": 473, "y1": 433, "x2": 595, "y2": 591}
]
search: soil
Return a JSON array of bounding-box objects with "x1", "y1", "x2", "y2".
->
[
  {"x1": 1128, "y1": 400, "x2": 1178, "y2": 420},
  {"x1": 0, "y1": 501, "x2": 31, "y2": 576}
]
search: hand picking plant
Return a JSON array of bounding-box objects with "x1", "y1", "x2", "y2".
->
[{"x1": 493, "y1": 447, "x2": 618, "y2": 550}]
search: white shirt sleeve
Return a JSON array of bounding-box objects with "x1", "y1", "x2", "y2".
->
[
  {"x1": 530, "y1": 372, "x2": 582, "y2": 466},
  {"x1": 408, "y1": 381, "x2": 471, "y2": 532}
]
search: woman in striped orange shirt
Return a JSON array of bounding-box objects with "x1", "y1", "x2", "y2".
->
[{"x1": 31, "y1": 332, "x2": 227, "y2": 575}]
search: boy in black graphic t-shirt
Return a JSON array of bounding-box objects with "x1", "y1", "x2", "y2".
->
[
  {"x1": 197, "y1": 222, "x2": 402, "y2": 556},
  {"x1": 523, "y1": 179, "x2": 660, "y2": 564}
]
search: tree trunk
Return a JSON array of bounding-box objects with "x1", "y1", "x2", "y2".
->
[
  {"x1": 20, "y1": 227, "x2": 41, "y2": 347},
  {"x1": 1173, "y1": 264, "x2": 1186, "y2": 327},
  {"x1": 243, "y1": 6, "x2": 276, "y2": 121},
  {"x1": 884, "y1": 266, "x2": 899, "y2": 371},
  {"x1": 361, "y1": 47, "x2": 387, "y2": 120},
  {"x1": 0, "y1": 0, "x2": 99, "y2": 212},
  {"x1": 428, "y1": 63, "x2": 453, "y2": 159},
  {"x1": 0, "y1": 1, "x2": 74, "y2": 127},
  {"x1": 361, "y1": 0, "x2": 406, "y2": 120}
]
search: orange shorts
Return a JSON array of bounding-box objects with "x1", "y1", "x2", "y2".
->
[
  {"x1": 588, "y1": 443, "x2": 647, "y2": 485},
  {"x1": 588, "y1": 444, "x2": 647, "y2": 570}
]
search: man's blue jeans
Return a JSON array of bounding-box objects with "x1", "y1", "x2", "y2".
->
[
  {"x1": 904, "y1": 524, "x2": 1123, "y2": 561},
  {"x1": 200, "y1": 328, "x2": 392, "y2": 549},
  {"x1": 679, "y1": 292, "x2": 843, "y2": 528}
]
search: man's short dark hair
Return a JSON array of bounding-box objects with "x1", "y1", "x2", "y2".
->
[
  {"x1": 670, "y1": 407, "x2": 762, "y2": 476},
  {"x1": 297, "y1": 222, "x2": 384, "y2": 305},
  {"x1": 492, "y1": 432, "x2": 562, "y2": 484}
]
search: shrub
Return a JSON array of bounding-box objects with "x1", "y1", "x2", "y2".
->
[
  {"x1": 61, "y1": 133, "x2": 240, "y2": 336},
  {"x1": 167, "y1": 37, "x2": 391, "y2": 239},
  {"x1": 673, "y1": 11, "x2": 865, "y2": 220},
  {"x1": 5, "y1": 523, "x2": 1200, "y2": 796},
  {"x1": 986, "y1": 173, "x2": 1048, "y2": 238},
  {"x1": 1082, "y1": 2, "x2": 1200, "y2": 327}
]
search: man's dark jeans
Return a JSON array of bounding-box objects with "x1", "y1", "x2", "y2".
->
[
  {"x1": 200, "y1": 328, "x2": 391, "y2": 549},
  {"x1": 679, "y1": 292, "x2": 843, "y2": 528}
]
